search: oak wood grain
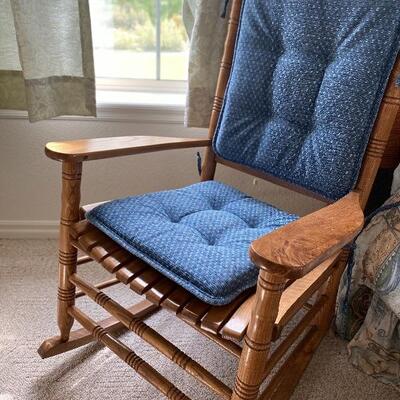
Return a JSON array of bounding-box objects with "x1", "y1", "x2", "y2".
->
[
  {"x1": 46, "y1": 136, "x2": 210, "y2": 162},
  {"x1": 381, "y1": 113, "x2": 400, "y2": 169},
  {"x1": 200, "y1": 288, "x2": 255, "y2": 335},
  {"x1": 356, "y1": 56, "x2": 400, "y2": 208},
  {"x1": 69, "y1": 220, "x2": 345, "y2": 344},
  {"x1": 263, "y1": 295, "x2": 327, "y2": 380},
  {"x1": 75, "y1": 277, "x2": 120, "y2": 298},
  {"x1": 57, "y1": 161, "x2": 82, "y2": 342},
  {"x1": 250, "y1": 192, "x2": 364, "y2": 279},
  {"x1": 70, "y1": 273, "x2": 232, "y2": 399},
  {"x1": 220, "y1": 253, "x2": 339, "y2": 341},
  {"x1": 69, "y1": 306, "x2": 190, "y2": 400},
  {"x1": 38, "y1": 300, "x2": 158, "y2": 359},
  {"x1": 200, "y1": 0, "x2": 243, "y2": 181},
  {"x1": 273, "y1": 253, "x2": 340, "y2": 332},
  {"x1": 232, "y1": 272, "x2": 286, "y2": 400}
]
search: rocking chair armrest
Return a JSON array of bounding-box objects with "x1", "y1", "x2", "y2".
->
[
  {"x1": 45, "y1": 136, "x2": 211, "y2": 162},
  {"x1": 250, "y1": 192, "x2": 364, "y2": 280}
]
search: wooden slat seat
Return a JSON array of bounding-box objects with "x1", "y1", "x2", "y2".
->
[
  {"x1": 146, "y1": 278, "x2": 177, "y2": 305},
  {"x1": 161, "y1": 287, "x2": 193, "y2": 313},
  {"x1": 220, "y1": 253, "x2": 340, "y2": 341},
  {"x1": 70, "y1": 219, "x2": 340, "y2": 341},
  {"x1": 116, "y1": 259, "x2": 149, "y2": 283}
]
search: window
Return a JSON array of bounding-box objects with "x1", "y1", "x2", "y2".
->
[{"x1": 90, "y1": 0, "x2": 188, "y2": 93}]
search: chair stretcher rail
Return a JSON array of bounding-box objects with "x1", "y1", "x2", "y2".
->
[
  {"x1": 69, "y1": 273, "x2": 232, "y2": 399},
  {"x1": 69, "y1": 305, "x2": 190, "y2": 400},
  {"x1": 37, "y1": 300, "x2": 158, "y2": 359},
  {"x1": 77, "y1": 255, "x2": 93, "y2": 265},
  {"x1": 263, "y1": 295, "x2": 327, "y2": 379},
  {"x1": 75, "y1": 277, "x2": 120, "y2": 298}
]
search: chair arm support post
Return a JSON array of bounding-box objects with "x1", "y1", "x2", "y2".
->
[
  {"x1": 57, "y1": 161, "x2": 82, "y2": 341},
  {"x1": 316, "y1": 249, "x2": 351, "y2": 332},
  {"x1": 233, "y1": 194, "x2": 363, "y2": 399},
  {"x1": 232, "y1": 270, "x2": 286, "y2": 400},
  {"x1": 249, "y1": 192, "x2": 364, "y2": 280}
]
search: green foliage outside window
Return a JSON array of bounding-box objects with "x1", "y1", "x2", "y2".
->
[{"x1": 112, "y1": 0, "x2": 187, "y2": 51}]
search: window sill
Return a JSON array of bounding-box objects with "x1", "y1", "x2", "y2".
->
[
  {"x1": 0, "y1": 90, "x2": 186, "y2": 125},
  {"x1": 97, "y1": 90, "x2": 185, "y2": 108},
  {"x1": 95, "y1": 90, "x2": 186, "y2": 124}
]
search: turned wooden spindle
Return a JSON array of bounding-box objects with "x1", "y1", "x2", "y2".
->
[
  {"x1": 315, "y1": 249, "x2": 350, "y2": 332},
  {"x1": 69, "y1": 306, "x2": 190, "y2": 400},
  {"x1": 69, "y1": 273, "x2": 232, "y2": 399},
  {"x1": 356, "y1": 56, "x2": 400, "y2": 209},
  {"x1": 232, "y1": 270, "x2": 286, "y2": 400},
  {"x1": 201, "y1": 0, "x2": 243, "y2": 181},
  {"x1": 57, "y1": 161, "x2": 82, "y2": 341},
  {"x1": 381, "y1": 114, "x2": 400, "y2": 169}
]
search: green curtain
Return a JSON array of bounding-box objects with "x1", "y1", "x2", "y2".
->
[{"x1": 0, "y1": 0, "x2": 96, "y2": 122}]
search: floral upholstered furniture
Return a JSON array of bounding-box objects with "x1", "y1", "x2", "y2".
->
[{"x1": 337, "y1": 165, "x2": 400, "y2": 391}]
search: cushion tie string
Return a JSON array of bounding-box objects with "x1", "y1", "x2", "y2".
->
[
  {"x1": 196, "y1": 152, "x2": 202, "y2": 176},
  {"x1": 221, "y1": 0, "x2": 230, "y2": 18}
]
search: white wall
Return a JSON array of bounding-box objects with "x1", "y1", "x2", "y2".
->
[{"x1": 0, "y1": 114, "x2": 324, "y2": 238}]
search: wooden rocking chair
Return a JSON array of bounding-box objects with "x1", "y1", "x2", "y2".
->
[{"x1": 38, "y1": 1, "x2": 400, "y2": 399}]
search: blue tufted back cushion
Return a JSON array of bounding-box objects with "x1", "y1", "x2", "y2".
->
[{"x1": 214, "y1": 0, "x2": 400, "y2": 200}]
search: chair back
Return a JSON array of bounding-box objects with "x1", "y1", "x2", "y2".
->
[{"x1": 202, "y1": 0, "x2": 400, "y2": 207}]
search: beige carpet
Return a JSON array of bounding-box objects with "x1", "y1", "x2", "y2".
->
[{"x1": 0, "y1": 239, "x2": 398, "y2": 400}]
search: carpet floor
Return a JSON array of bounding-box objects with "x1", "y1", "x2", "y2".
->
[{"x1": 0, "y1": 239, "x2": 398, "y2": 400}]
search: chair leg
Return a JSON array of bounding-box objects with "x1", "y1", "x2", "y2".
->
[
  {"x1": 38, "y1": 300, "x2": 159, "y2": 358},
  {"x1": 259, "y1": 326, "x2": 324, "y2": 400},
  {"x1": 57, "y1": 161, "x2": 82, "y2": 341},
  {"x1": 231, "y1": 271, "x2": 286, "y2": 400},
  {"x1": 259, "y1": 252, "x2": 350, "y2": 400},
  {"x1": 38, "y1": 160, "x2": 162, "y2": 359}
]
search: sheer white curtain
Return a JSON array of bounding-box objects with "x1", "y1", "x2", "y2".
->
[
  {"x1": 183, "y1": 0, "x2": 230, "y2": 128},
  {"x1": 0, "y1": 0, "x2": 96, "y2": 122}
]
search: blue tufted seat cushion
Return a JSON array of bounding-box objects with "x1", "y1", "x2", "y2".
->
[
  {"x1": 86, "y1": 181, "x2": 298, "y2": 305},
  {"x1": 214, "y1": 0, "x2": 400, "y2": 201}
]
